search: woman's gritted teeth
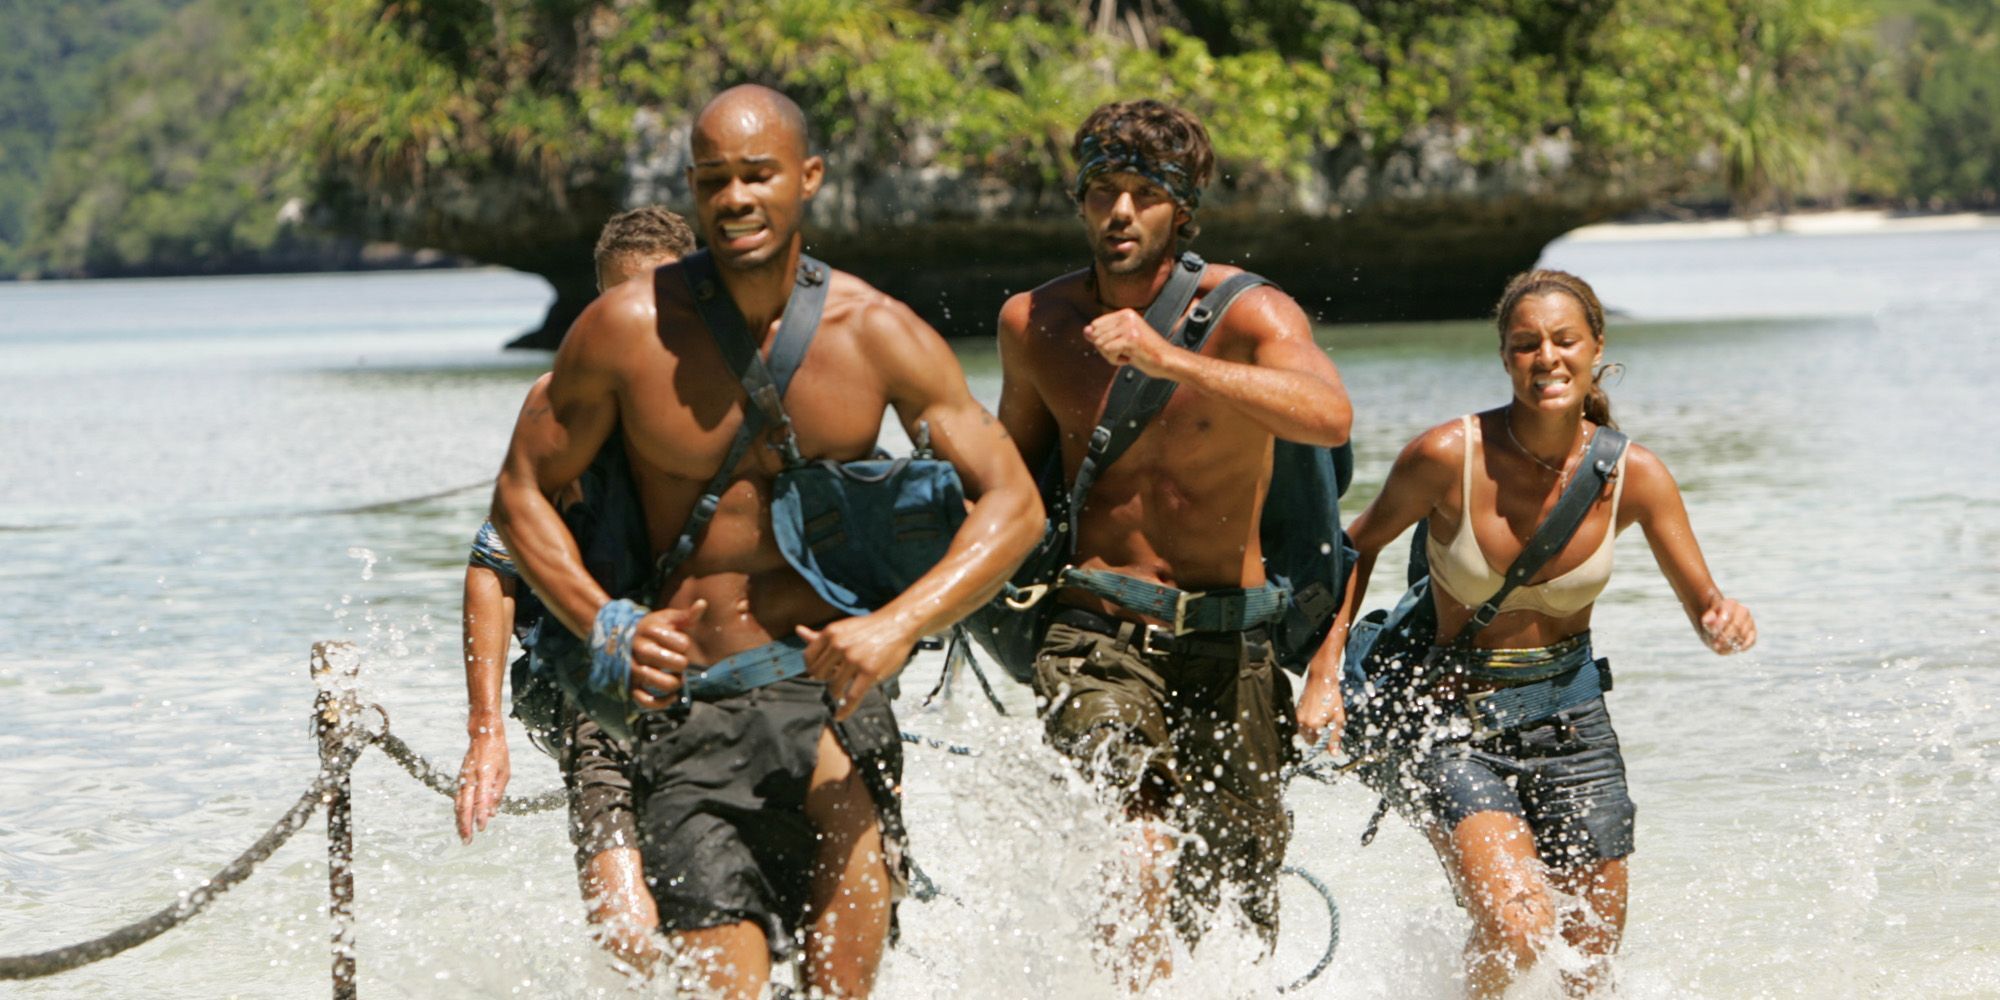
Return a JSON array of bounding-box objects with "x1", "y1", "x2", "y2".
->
[{"x1": 1532, "y1": 373, "x2": 1573, "y2": 398}]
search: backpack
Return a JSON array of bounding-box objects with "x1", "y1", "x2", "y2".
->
[{"x1": 962, "y1": 252, "x2": 1355, "y2": 680}]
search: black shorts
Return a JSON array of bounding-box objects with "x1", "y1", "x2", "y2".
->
[
  {"x1": 1374, "y1": 696, "x2": 1635, "y2": 867},
  {"x1": 628, "y1": 676, "x2": 906, "y2": 958}
]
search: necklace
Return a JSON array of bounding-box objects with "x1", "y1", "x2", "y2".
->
[{"x1": 1505, "y1": 412, "x2": 1584, "y2": 482}]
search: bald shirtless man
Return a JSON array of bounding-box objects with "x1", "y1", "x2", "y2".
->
[
  {"x1": 492, "y1": 86, "x2": 1040, "y2": 998},
  {"x1": 996, "y1": 100, "x2": 1352, "y2": 979}
]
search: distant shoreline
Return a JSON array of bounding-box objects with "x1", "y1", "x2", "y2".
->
[{"x1": 1559, "y1": 208, "x2": 2000, "y2": 243}]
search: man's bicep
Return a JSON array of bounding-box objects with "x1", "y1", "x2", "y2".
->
[
  {"x1": 507, "y1": 342, "x2": 617, "y2": 493},
  {"x1": 878, "y1": 306, "x2": 1025, "y2": 498}
]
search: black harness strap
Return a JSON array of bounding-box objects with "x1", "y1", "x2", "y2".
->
[
  {"x1": 643, "y1": 250, "x2": 830, "y2": 596},
  {"x1": 1069, "y1": 266, "x2": 1273, "y2": 527},
  {"x1": 1064, "y1": 252, "x2": 1212, "y2": 531},
  {"x1": 1445, "y1": 426, "x2": 1630, "y2": 646}
]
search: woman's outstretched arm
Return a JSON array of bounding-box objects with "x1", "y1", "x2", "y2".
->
[{"x1": 1621, "y1": 444, "x2": 1757, "y2": 654}]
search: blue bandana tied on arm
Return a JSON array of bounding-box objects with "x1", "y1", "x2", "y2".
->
[
  {"x1": 468, "y1": 520, "x2": 517, "y2": 577},
  {"x1": 573, "y1": 597, "x2": 648, "y2": 740}
]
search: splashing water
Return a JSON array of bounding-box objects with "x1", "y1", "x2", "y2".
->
[{"x1": 4, "y1": 233, "x2": 1999, "y2": 997}]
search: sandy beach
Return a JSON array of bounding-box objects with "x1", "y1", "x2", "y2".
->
[{"x1": 1564, "y1": 207, "x2": 2000, "y2": 242}]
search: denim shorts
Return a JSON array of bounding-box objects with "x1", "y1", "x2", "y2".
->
[{"x1": 1375, "y1": 696, "x2": 1635, "y2": 867}]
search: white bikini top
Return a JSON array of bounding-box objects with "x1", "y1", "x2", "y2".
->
[{"x1": 1426, "y1": 414, "x2": 1626, "y2": 618}]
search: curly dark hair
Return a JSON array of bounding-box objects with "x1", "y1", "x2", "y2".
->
[
  {"x1": 593, "y1": 206, "x2": 694, "y2": 272},
  {"x1": 1071, "y1": 100, "x2": 1215, "y2": 240}
]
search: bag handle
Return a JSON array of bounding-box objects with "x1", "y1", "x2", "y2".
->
[
  {"x1": 641, "y1": 251, "x2": 829, "y2": 596},
  {"x1": 1446, "y1": 425, "x2": 1629, "y2": 648}
]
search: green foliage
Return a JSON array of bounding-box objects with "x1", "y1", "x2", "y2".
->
[
  {"x1": 1896, "y1": 0, "x2": 2000, "y2": 205},
  {"x1": 22, "y1": 0, "x2": 1998, "y2": 279},
  {"x1": 0, "y1": 0, "x2": 191, "y2": 271},
  {"x1": 267, "y1": 0, "x2": 1798, "y2": 218},
  {"x1": 1713, "y1": 0, "x2": 1867, "y2": 211},
  {"x1": 25, "y1": 0, "x2": 317, "y2": 276}
]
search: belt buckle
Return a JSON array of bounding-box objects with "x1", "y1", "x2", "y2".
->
[
  {"x1": 1139, "y1": 624, "x2": 1175, "y2": 657},
  {"x1": 1170, "y1": 590, "x2": 1199, "y2": 636},
  {"x1": 1463, "y1": 688, "x2": 1498, "y2": 742}
]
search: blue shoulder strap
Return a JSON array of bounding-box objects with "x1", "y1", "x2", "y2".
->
[{"x1": 643, "y1": 250, "x2": 830, "y2": 596}]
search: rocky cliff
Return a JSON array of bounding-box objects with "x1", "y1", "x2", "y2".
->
[{"x1": 491, "y1": 115, "x2": 1634, "y2": 348}]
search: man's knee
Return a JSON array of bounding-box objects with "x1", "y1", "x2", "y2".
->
[
  {"x1": 664, "y1": 921, "x2": 770, "y2": 999},
  {"x1": 581, "y1": 848, "x2": 661, "y2": 971}
]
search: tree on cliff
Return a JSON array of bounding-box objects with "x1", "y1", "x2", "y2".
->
[
  {"x1": 22, "y1": 0, "x2": 1930, "y2": 332},
  {"x1": 254, "y1": 0, "x2": 1810, "y2": 342},
  {"x1": 0, "y1": 0, "x2": 193, "y2": 273},
  {"x1": 24, "y1": 0, "x2": 346, "y2": 278}
]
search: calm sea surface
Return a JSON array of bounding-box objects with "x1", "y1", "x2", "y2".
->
[{"x1": 2, "y1": 229, "x2": 1996, "y2": 998}]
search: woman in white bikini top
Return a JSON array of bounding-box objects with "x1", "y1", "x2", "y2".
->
[
  {"x1": 1425, "y1": 412, "x2": 1628, "y2": 620},
  {"x1": 1297, "y1": 269, "x2": 1758, "y2": 998}
]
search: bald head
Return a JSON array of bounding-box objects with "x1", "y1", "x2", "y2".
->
[
  {"x1": 693, "y1": 84, "x2": 809, "y2": 161},
  {"x1": 686, "y1": 85, "x2": 824, "y2": 272}
]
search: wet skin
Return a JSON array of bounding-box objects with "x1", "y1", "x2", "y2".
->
[
  {"x1": 455, "y1": 249, "x2": 677, "y2": 971},
  {"x1": 995, "y1": 164, "x2": 1350, "y2": 983},
  {"x1": 1301, "y1": 289, "x2": 1756, "y2": 997},
  {"x1": 997, "y1": 172, "x2": 1352, "y2": 620},
  {"x1": 492, "y1": 85, "x2": 1041, "y2": 998}
]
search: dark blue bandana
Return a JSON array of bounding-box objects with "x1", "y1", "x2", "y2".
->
[{"x1": 1072, "y1": 134, "x2": 1203, "y2": 211}]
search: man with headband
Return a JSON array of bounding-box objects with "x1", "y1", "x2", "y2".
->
[{"x1": 994, "y1": 99, "x2": 1352, "y2": 981}]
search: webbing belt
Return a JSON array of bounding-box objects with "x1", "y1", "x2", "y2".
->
[
  {"x1": 1457, "y1": 632, "x2": 1593, "y2": 685},
  {"x1": 681, "y1": 638, "x2": 812, "y2": 702},
  {"x1": 1057, "y1": 568, "x2": 1289, "y2": 635},
  {"x1": 1464, "y1": 655, "x2": 1604, "y2": 742}
]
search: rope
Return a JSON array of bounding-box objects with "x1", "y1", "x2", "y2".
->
[
  {"x1": 899, "y1": 730, "x2": 981, "y2": 757},
  {"x1": 372, "y1": 729, "x2": 566, "y2": 815},
  {"x1": 922, "y1": 630, "x2": 1010, "y2": 717},
  {"x1": 0, "y1": 673, "x2": 1328, "y2": 984},
  {"x1": 1277, "y1": 864, "x2": 1341, "y2": 993},
  {"x1": 0, "y1": 703, "x2": 567, "y2": 982},
  {"x1": 0, "y1": 741, "x2": 367, "y2": 981}
]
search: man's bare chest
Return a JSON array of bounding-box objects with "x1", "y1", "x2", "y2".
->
[
  {"x1": 619, "y1": 342, "x2": 891, "y2": 485},
  {"x1": 1040, "y1": 353, "x2": 1258, "y2": 473}
]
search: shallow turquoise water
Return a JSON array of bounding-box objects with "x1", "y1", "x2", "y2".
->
[{"x1": 1, "y1": 230, "x2": 1996, "y2": 998}]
